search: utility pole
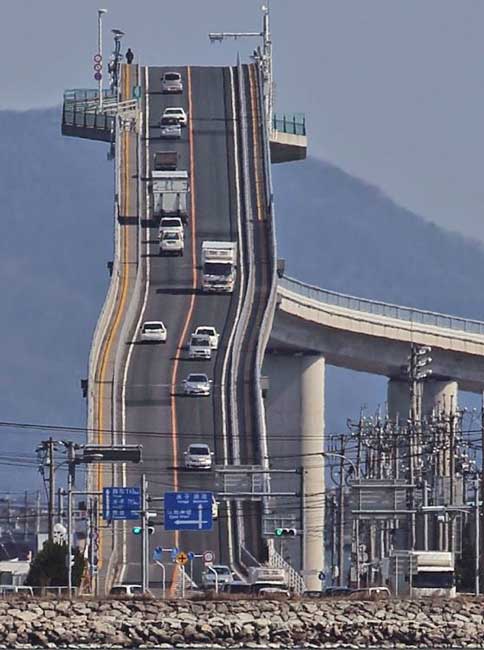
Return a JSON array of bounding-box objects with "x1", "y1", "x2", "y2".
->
[
  {"x1": 23, "y1": 490, "x2": 28, "y2": 541},
  {"x1": 47, "y1": 438, "x2": 55, "y2": 541},
  {"x1": 338, "y1": 436, "x2": 345, "y2": 586},
  {"x1": 475, "y1": 476, "x2": 480, "y2": 596},
  {"x1": 481, "y1": 390, "x2": 484, "y2": 589},
  {"x1": 141, "y1": 474, "x2": 148, "y2": 593},
  {"x1": 65, "y1": 441, "x2": 76, "y2": 595},
  {"x1": 407, "y1": 344, "x2": 432, "y2": 550}
]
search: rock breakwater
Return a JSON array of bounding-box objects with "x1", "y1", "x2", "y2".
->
[{"x1": 0, "y1": 597, "x2": 483, "y2": 648}]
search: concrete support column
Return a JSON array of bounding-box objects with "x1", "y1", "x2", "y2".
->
[
  {"x1": 422, "y1": 380, "x2": 458, "y2": 416},
  {"x1": 263, "y1": 352, "x2": 325, "y2": 591},
  {"x1": 387, "y1": 378, "x2": 458, "y2": 420},
  {"x1": 387, "y1": 379, "x2": 411, "y2": 422},
  {"x1": 300, "y1": 355, "x2": 326, "y2": 591}
]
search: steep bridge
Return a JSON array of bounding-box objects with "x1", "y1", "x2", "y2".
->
[{"x1": 63, "y1": 59, "x2": 484, "y2": 593}]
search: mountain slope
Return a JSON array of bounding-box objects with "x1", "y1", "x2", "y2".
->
[
  {"x1": 273, "y1": 158, "x2": 484, "y2": 320},
  {"x1": 1, "y1": 108, "x2": 483, "y2": 489}
]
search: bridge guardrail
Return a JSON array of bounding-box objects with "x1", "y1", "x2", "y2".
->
[
  {"x1": 272, "y1": 112, "x2": 306, "y2": 136},
  {"x1": 62, "y1": 89, "x2": 116, "y2": 136},
  {"x1": 279, "y1": 276, "x2": 484, "y2": 335}
]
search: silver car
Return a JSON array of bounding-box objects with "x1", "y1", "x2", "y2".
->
[
  {"x1": 184, "y1": 443, "x2": 213, "y2": 470},
  {"x1": 201, "y1": 565, "x2": 234, "y2": 589},
  {"x1": 160, "y1": 116, "x2": 181, "y2": 139},
  {"x1": 183, "y1": 373, "x2": 212, "y2": 396},
  {"x1": 161, "y1": 71, "x2": 183, "y2": 94}
]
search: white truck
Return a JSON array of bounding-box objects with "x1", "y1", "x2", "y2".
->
[
  {"x1": 188, "y1": 334, "x2": 212, "y2": 359},
  {"x1": 388, "y1": 550, "x2": 456, "y2": 598},
  {"x1": 151, "y1": 170, "x2": 189, "y2": 220},
  {"x1": 201, "y1": 241, "x2": 237, "y2": 293},
  {"x1": 247, "y1": 566, "x2": 289, "y2": 595}
]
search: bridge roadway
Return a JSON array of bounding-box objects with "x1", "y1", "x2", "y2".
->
[
  {"x1": 272, "y1": 276, "x2": 484, "y2": 392},
  {"x1": 114, "y1": 63, "x2": 271, "y2": 589}
]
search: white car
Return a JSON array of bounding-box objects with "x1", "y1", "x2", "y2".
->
[
  {"x1": 159, "y1": 217, "x2": 184, "y2": 239},
  {"x1": 201, "y1": 565, "x2": 233, "y2": 589},
  {"x1": 194, "y1": 326, "x2": 219, "y2": 350},
  {"x1": 140, "y1": 321, "x2": 167, "y2": 342},
  {"x1": 161, "y1": 71, "x2": 183, "y2": 94},
  {"x1": 188, "y1": 334, "x2": 212, "y2": 360},
  {"x1": 160, "y1": 116, "x2": 181, "y2": 138},
  {"x1": 257, "y1": 586, "x2": 291, "y2": 598},
  {"x1": 162, "y1": 107, "x2": 188, "y2": 127},
  {"x1": 110, "y1": 584, "x2": 143, "y2": 597},
  {"x1": 183, "y1": 373, "x2": 212, "y2": 396},
  {"x1": 184, "y1": 443, "x2": 213, "y2": 470},
  {"x1": 160, "y1": 231, "x2": 184, "y2": 256}
]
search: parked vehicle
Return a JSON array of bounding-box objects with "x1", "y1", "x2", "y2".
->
[
  {"x1": 201, "y1": 565, "x2": 233, "y2": 589},
  {"x1": 212, "y1": 496, "x2": 219, "y2": 520},
  {"x1": 349, "y1": 586, "x2": 391, "y2": 600},
  {"x1": 184, "y1": 443, "x2": 213, "y2": 470},
  {"x1": 201, "y1": 241, "x2": 237, "y2": 293},
  {"x1": 193, "y1": 326, "x2": 219, "y2": 349},
  {"x1": 248, "y1": 566, "x2": 288, "y2": 594},
  {"x1": 153, "y1": 151, "x2": 178, "y2": 171},
  {"x1": 162, "y1": 107, "x2": 187, "y2": 126},
  {"x1": 257, "y1": 586, "x2": 291, "y2": 597},
  {"x1": 151, "y1": 170, "x2": 189, "y2": 219},
  {"x1": 140, "y1": 321, "x2": 167, "y2": 342},
  {"x1": 183, "y1": 373, "x2": 212, "y2": 396},
  {"x1": 188, "y1": 334, "x2": 212, "y2": 359},
  {"x1": 110, "y1": 584, "x2": 143, "y2": 597},
  {"x1": 161, "y1": 71, "x2": 183, "y2": 94},
  {"x1": 220, "y1": 580, "x2": 252, "y2": 595},
  {"x1": 160, "y1": 230, "x2": 184, "y2": 256},
  {"x1": 160, "y1": 116, "x2": 181, "y2": 139},
  {"x1": 388, "y1": 551, "x2": 455, "y2": 598}
]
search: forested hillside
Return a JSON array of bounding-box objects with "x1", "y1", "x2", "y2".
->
[{"x1": 1, "y1": 108, "x2": 482, "y2": 489}]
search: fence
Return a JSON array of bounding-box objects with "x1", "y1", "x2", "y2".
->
[
  {"x1": 279, "y1": 276, "x2": 484, "y2": 336},
  {"x1": 272, "y1": 112, "x2": 306, "y2": 136},
  {"x1": 62, "y1": 89, "x2": 115, "y2": 135}
]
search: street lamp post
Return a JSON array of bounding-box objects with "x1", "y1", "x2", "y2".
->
[
  {"x1": 322, "y1": 450, "x2": 358, "y2": 587},
  {"x1": 98, "y1": 9, "x2": 108, "y2": 111}
]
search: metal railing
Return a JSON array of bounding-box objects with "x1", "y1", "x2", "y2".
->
[
  {"x1": 268, "y1": 546, "x2": 306, "y2": 595},
  {"x1": 279, "y1": 276, "x2": 484, "y2": 336},
  {"x1": 272, "y1": 112, "x2": 306, "y2": 136},
  {"x1": 62, "y1": 89, "x2": 116, "y2": 133}
]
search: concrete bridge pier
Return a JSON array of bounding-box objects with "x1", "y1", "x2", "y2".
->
[
  {"x1": 263, "y1": 352, "x2": 325, "y2": 591},
  {"x1": 387, "y1": 378, "x2": 458, "y2": 421}
]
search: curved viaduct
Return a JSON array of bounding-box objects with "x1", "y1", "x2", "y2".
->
[{"x1": 63, "y1": 59, "x2": 484, "y2": 594}]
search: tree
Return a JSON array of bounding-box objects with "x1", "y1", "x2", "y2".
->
[
  {"x1": 26, "y1": 541, "x2": 85, "y2": 588},
  {"x1": 455, "y1": 520, "x2": 474, "y2": 592}
]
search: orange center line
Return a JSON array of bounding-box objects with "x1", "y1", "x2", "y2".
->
[{"x1": 169, "y1": 65, "x2": 197, "y2": 557}]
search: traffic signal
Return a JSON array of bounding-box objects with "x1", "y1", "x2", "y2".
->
[
  {"x1": 132, "y1": 526, "x2": 142, "y2": 535},
  {"x1": 274, "y1": 527, "x2": 297, "y2": 537}
]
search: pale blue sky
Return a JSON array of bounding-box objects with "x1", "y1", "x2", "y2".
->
[{"x1": 2, "y1": 0, "x2": 484, "y2": 242}]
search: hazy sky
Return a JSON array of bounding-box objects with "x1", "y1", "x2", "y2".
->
[{"x1": 2, "y1": 0, "x2": 484, "y2": 242}]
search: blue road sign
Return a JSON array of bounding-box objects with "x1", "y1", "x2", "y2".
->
[
  {"x1": 153, "y1": 546, "x2": 162, "y2": 562},
  {"x1": 102, "y1": 487, "x2": 141, "y2": 521},
  {"x1": 164, "y1": 492, "x2": 213, "y2": 531},
  {"x1": 170, "y1": 547, "x2": 179, "y2": 562}
]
